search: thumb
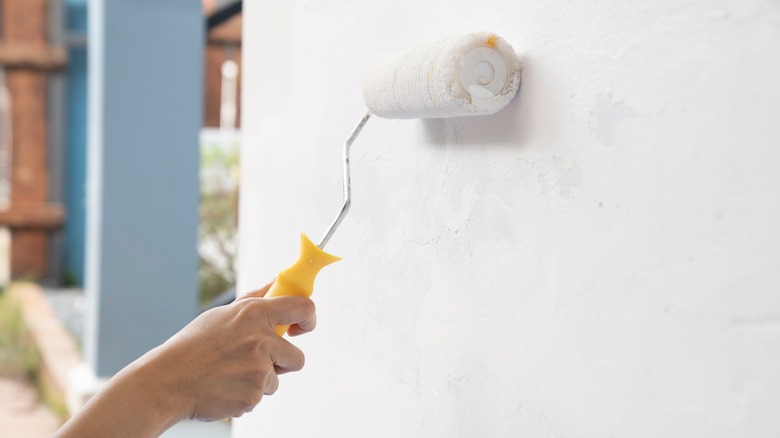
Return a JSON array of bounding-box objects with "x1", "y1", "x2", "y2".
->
[{"x1": 238, "y1": 279, "x2": 275, "y2": 300}]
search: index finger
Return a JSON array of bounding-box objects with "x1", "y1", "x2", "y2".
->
[
  {"x1": 238, "y1": 279, "x2": 275, "y2": 300},
  {"x1": 261, "y1": 296, "x2": 316, "y2": 329},
  {"x1": 287, "y1": 315, "x2": 317, "y2": 336}
]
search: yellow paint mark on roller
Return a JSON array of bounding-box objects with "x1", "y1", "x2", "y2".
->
[{"x1": 486, "y1": 35, "x2": 498, "y2": 48}]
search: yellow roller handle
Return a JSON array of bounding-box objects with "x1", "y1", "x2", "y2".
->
[{"x1": 265, "y1": 232, "x2": 341, "y2": 336}]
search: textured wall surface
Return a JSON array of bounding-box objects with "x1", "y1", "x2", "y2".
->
[{"x1": 236, "y1": 1, "x2": 780, "y2": 436}]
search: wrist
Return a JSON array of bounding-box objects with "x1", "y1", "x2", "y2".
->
[
  {"x1": 54, "y1": 345, "x2": 189, "y2": 438},
  {"x1": 121, "y1": 346, "x2": 189, "y2": 433}
]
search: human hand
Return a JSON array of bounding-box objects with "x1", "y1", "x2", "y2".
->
[
  {"x1": 154, "y1": 281, "x2": 317, "y2": 420},
  {"x1": 54, "y1": 281, "x2": 317, "y2": 438}
]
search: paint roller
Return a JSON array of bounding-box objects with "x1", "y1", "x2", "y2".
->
[{"x1": 264, "y1": 33, "x2": 522, "y2": 335}]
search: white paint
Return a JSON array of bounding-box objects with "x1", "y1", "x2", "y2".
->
[
  {"x1": 363, "y1": 33, "x2": 520, "y2": 118},
  {"x1": 236, "y1": 1, "x2": 780, "y2": 436}
]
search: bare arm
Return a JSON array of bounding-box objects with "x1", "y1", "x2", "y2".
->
[{"x1": 55, "y1": 283, "x2": 316, "y2": 437}]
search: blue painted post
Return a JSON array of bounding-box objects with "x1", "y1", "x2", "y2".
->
[
  {"x1": 85, "y1": 0, "x2": 202, "y2": 377},
  {"x1": 63, "y1": 0, "x2": 88, "y2": 286}
]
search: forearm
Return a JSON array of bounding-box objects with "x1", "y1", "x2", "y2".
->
[
  {"x1": 53, "y1": 290, "x2": 315, "y2": 434},
  {"x1": 54, "y1": 347, "x2": 185, "y2": 438}
]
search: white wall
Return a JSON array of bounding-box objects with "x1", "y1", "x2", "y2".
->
[{"x1": 236, "y1": 1, "x2": 780, "y2": 436}]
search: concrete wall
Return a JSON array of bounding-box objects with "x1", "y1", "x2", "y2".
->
[{"x1": 236, "y1": 1, "x2": 780, "y2": 436}]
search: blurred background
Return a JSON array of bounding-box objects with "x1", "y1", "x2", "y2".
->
[
  {"x1": 0, "y1": 1, "x2": 240, "y2": 435},
  {"x1": 0, "y1": 0, "x2": 240, "y2": 299}
]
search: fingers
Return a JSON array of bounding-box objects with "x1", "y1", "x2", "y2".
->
[
  {"x1": 264, "y1": 371, "x2": 279, "y2": 395},
  {"x1": 261, "y1": 296, "x2": 316, "y2": 330},
  {"x1": 287, "y1": 317, "x2": 317, "y2": 337},
  {"x1": 234, "y1": 294, "x2": 315, "y2": 376},
  {"x1": 267, "y1": 336, "x2": 305, "y2": 374},
  {"x1": 238, "y1": 280, "x2": 275, "y2": 300},
  {"x1": 236, "y1": 283, "x2": 317, "y2": 336}
]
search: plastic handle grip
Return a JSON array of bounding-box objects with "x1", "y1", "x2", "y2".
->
[{"x1": 264, "y1": 232, "x2": 341, "y2": 336}]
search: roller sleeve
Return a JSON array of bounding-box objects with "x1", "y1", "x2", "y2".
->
[{"x1": 363, "y1": 32, "x2": 521, "y2": 119}]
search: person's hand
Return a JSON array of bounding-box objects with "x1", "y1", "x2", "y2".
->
[
  {"x1": 54, "y1": 281, "x2": 317, "y2": 437},
  {"x1": 154, "y1": 281, "x2": 317, "y2": 420}
]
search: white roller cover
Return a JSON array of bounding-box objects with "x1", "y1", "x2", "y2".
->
[{"x1": 363, "y1": 33, "x2": 521, "y2": 119}]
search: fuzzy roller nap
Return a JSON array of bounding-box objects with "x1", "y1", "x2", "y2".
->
[
  {"x1": 364, "y1": 32, "x2": 521, "y2": 119},
  {"x1": 266, "y1": 33, "x2": 521, "y2": 336}
]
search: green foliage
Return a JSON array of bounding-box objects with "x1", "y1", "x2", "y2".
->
[
  {"x1": 198, "y1": 254, "x2": 234, "y2": 306},
  {"x1": 0, "y1": 291, "x2": 42, "y2": 381},
  {"x1": 0, "y1": 291, "x2": 67, "y2": 418},
  {"x1": 199, "y1": 137, "x2": 240, "y2": 306}
]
